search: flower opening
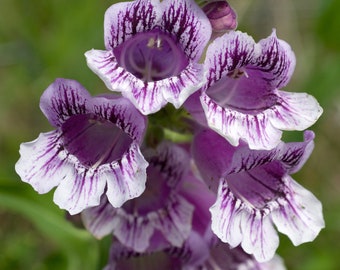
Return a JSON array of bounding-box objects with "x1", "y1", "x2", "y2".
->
[
  {"x1": 113, "y1": 30, "x2": 189, "y2": 82},
  {"x1": 15, "y1": 78, "x2": 148, "y2": 215}
]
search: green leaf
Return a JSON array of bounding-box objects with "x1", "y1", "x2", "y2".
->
[{"x1": 0, "y1": 186, "x2": 100, "y2": 270}]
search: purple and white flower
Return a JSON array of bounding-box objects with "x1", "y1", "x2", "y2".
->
[
  {"x1": 103, "y1": 182, "x2": 286, "y2": 270},
  {"x1": 192, "y1": 128, "x2": 325, "y2": 262},
  {"x1": 15, "y1": 78, "x2": 148, "y2": 215},
  {"x1": 85, "y1": 0, "x2": 212, "y2": 115},
  {"x1": 82, "y1": 142, "x2": 198, "y2": 252},
  {"x1": 188, "y1": 30, "x2": 322, "y2": 150}
]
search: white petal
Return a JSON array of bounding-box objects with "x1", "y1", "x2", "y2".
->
[
  {"x1": 53, "y1": 164, "x2": 106, "y2": 215},
  {"x1": 210, "y1": 182, "x2": 243, "y2": 248},
  {"x1": 241, "y1": 211, "x2": 279, "y2": 262},
  {"x1": 269, "y1": 90, "x2": 323, "y2": 131},
  {"x1": 201, "y1": 93, "x2": 282, "y2": 150},
  {"x1": 272, "y1": 176, "x2": 325, "y2": 246},
  {"x1": 105, "y1": 142, "x2": 148, "y2": 208},
  {"x1": 15, "y1": 131, "x2": 69, "y2": 194}
]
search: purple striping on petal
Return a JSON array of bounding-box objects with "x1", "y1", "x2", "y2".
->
[
  {"x1": 162, "y1": 1, "x2": 200, "y2": 59},
  {"x1": 106, "y1": 0, "x2": 157, "y2": 49}
]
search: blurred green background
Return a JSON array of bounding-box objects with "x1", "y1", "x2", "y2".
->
[{"x1": 0, "y1": 0, "x2": 339, "y2": 269}]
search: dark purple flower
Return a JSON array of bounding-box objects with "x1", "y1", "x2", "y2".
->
[
  {"x1": 85, "y1": 0, "x2": 212, "y2": 114},
  {"x1": 82, "y1": 142, "x2": 199, "y2": 252},
  {"x1": 187, "y1": 30, "x2": 322, "y2": 150},
  {"x1": 192, "y1": 128, "x2": 324, "y2": 262},
  {"x1": 15, "y1": 79, "x2": 148, "y2": 215}
]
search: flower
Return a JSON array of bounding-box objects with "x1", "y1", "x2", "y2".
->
[
  {"x1": 82, "y1": 142, "x2": 199, "y2": 252},
  {"x1": 102, "y1": 177, "x2": 286, "y2": 270},
  {"x1": 15, "y1": 78, "x2": 148, "y2": 215},
  {"x1": 192, "y1": 128, "x2": 325, "y2": 262},
  {"x1": 187, "y1": 30, "x2": 322, "y2": 150},
  {"x1": 202, "y1": 0, "x2": 238, "y2": 33},
  {"x1": 85, "y1": 0, "x2": 212, "y2": 115}
]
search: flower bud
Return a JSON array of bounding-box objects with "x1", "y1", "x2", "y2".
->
[{"x1": 202, "y1": 0, "x2": 237, "y2": 32}]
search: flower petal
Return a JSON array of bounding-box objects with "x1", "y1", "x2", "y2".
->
[
  {"x1": 204, "y1": 30, "x2": 260, "y2": 88},
  {"x1": 81, "y1": 196, "x2": 117, "y2": 239},
  {"x1": 159, "y1": 62, "x2": 206, "y2": 111},
  {"x1": 85, "y1": 49, "x2": 129, "y2": 91},
  {"x1": 104, "y1": 0, "x2": 159, "y2": 49},
  {"x1": 112, "y1": 210, "x2": 154, "y2": 252},
  {"x1": 86, "y1": 49, "x2": 206, "y2": 115},
  {"x1": 272, "y1": 176, "x2": 325, "y2": 246},
  {"x1": 269, "y1": 90, "x2": 323, "y2": 132},
  {"x1": 53, "y1": 164, "x2": 107, "y2": 215},
  {"x1": 40, "y1": 78, "x2": 90, "y2": 127},
  {"x1": 153, "y1": 194, "x2": 194, "y2": 248},
  {"x1": 161, "y1": 0, "x2": 212, "y2": 61},
  {"x1": 200, "y1": 92, "x2": 282, "y2": 150},
  {"x1": 210, "y1": 182, "x2": 243, "y2": 248},
  {"x1": 279, "y1": 130, "x2": 315, "y2": 174},
  {"x1": 15, "y1": 131, "x2": 68, "y2": 193},
  {"x1": 92, "y1": 95, "x2": 147, "y2": 143},
  {"x1": 105, "y1": 142, "x2": 148, "y2": 208},
  {"x1": 221, "y1": 131, "x2": 314, "y2": 176},
  {"x1": 256, "y1": 30, "x2": 296, "y2": 89},
  {"x1": 85, "y1": 49, "x2": 166, "y2": 114},
  {"x1": 240, "y1": 210, "x2": 279, "y2": 262}
]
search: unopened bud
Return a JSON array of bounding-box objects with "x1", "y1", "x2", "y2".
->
[{"x1": 202, "y1": 0, "x2": 237, "y2": 32}]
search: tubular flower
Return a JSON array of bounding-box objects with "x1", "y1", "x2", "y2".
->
[
  {"x1": 82, "y1": 142, "x2": 198, "y2": 252},
  {"x1": 194, "y1": 30, "x2": 322, "y2": 150},
  {"x1": 85, "y1": 0, "x2": 212, "y2": 115},
  {"x1": 15, "y1": 78, "x2": 148, "y2": 215},
  {"x1": 102, "y1": 175, "x2": 286, "y2": 270},
  {"x1": 192, "y1": 128, "x2": 325, "y2": 262}
]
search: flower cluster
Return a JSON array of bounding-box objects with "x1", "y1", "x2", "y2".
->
[{"x1": 16, "y1": 0, "x2": 324, "y2": 268}]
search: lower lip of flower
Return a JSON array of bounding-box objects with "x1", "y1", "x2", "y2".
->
[
  {"x1": 61, "y1": 113, "x2": 133, "y2": 168},
  {"x1": 113, "y1": 30, "x2": 189, "y2": 82}
]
